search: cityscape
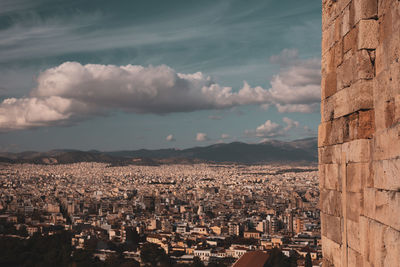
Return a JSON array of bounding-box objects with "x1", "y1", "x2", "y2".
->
[
  {"x1": 0, "y1": 162, "x2": 320, "y2": 266},
  {"x1": 1, "y1": 0, "x2": 398, "y2": 266}
]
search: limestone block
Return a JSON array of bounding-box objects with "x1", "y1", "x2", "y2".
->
[
  {"x1": 319, "y1": 122, "x2": 331, "y2": 147},
  {"x1": 322, "y1": 0, "x2": 339, "y2": 30},
  {"x1": 373, "y1": 125, "x2": 400, "y2": 161},
  {"x1": 375, "y1": 44, "x2": 388, "y2": 75},
  {"x1": 321, "y1": 96, "x2": 335, "y2": 122},
  {"x1": 320, "y1": 189, "x2": 342, "y2": 217},
  {"x1": 347, "y1": 162, "x2": 369, "y2": 192},
  {"x1": 395, "y1": 95, "x2": 400, "y2": 124},
  {"x1": 347, "y1": 192, "x2": 363, "y2": 221},
  {"x1": 378, "y1": 0, "x2": 393, "y2": 18},
  {"x1": 374, "y1": 159, "x2": 400, "y2": 191},
  {"x1": 343, "y1": 26, "x2": 358, "y2": 55},
  {"x1": 348, "y1": 247, "x2": 363, "y2": 267},
  {"x1": 388, "y1": 191, "x2": 400, "y2": 231},
  {"x1": 325, "y1": 163, "x2": 341, "y2": 191},
  {"x1": 348, "y1": 79, "x2": 374, "y2": 114},
  {"x1": 360, "y1": 216, "x2": 386, "y2": 267},
  {"x1": 323, "y1": 72, "x2": 338, "y2": 99},
  {"x1": 354, "y1": 49, "x2": 375, "y2": 80},
  {"x1": 319, "y1": 164, "x2": 326, "y2": 190},
  {"x1": 342, "y1": 139, "x2": 371, "y2": 163},
  {"x1": 334, "y1": 81, "x2": 373, "y2": 119},
  {"x1": 357, "y1": 110, "x2": 375, "y2": 139},
  {"x1": 323, "y1": 20, "x2": 337, "y2": 55},
  {"x1": 358, "y1": 19, "x2": 379, "y2": 50},
  {"x1": 335, "y1": 39, "x2": 344, "y2": 67},
  {"x1": 378, "y1": 10, "x2": 393, "y2": 48},
  {"x1": 342, "y1": 5, "x2": 351, "y2": 37},
  {"x1": 383, "y1": 225, "x2": 400, "y2": 267},
  {"x1": 347, "y1": 219, "x2": 361, "y2": 253},
  {"x1": 331, "y1": 117, "x2": 345, "y2": 144},
  {"x1": 321, "y1": 213, "x2": 342, "y2": 244},
  {"x1": 322, "y1": 234, "x2": 342, "y2": 267},
  {"x1": 353, "y1": 0, "x2": 378, "y2": 24},
  {"x1": 373, "y1": 189, "x2": 400, "y2": 231},
  {"x1": 337, "y1": 55, "x2": 355, "y2": 90},
  {"x1": 343, "y1": 113, "x2": 358, "y2": 142},
  {"x1": 319, "y1": 144, "x2": 342, "y2": 164},
  {"x1": 363, "y1": 188, "x2": 376, "y2": 218},
  {"x1": 333, "y1": 88, "x2": 351, "y2": 118}
]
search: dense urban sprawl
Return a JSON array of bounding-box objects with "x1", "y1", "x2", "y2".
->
[{"x1": 0, "y1": 163, "x2": 321, "y2": 266}]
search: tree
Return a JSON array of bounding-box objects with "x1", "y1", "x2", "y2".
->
[
  {"x1": 140, "y1": 243, "x2": 171, "y2": 267},
  {"x1": 305, "y1": 252, "x2": 312, "y2": 267}
]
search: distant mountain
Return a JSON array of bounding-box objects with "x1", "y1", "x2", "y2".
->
[{"x1": 0, "y1": 137, "x2": 317, "y2": 165}]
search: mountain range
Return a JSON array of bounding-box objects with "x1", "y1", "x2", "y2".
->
[{"x1": 0, "y1": 137, "x2": 317, "y2": 165}]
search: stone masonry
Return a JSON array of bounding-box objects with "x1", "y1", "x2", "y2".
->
[{"x1": 319, "y1": 0, "x2": 400, "y2": 266}]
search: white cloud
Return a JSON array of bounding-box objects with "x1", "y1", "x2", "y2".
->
[
  {"x1": 166, "y1": 134, "x2": 175, "y2": 142},
  {"x1": 221, "y1": 133, "x2": 230, "y2": 139},
  {"x1": 0, "y1": 49, "x2": 321, "y2": 131},
  {"x1": 255, "y1": 120, "x2": 282, "y2": 138},
  {"x1": 245, "y1": 117, "x2": 300, "y2": 138},
  {"x1": 196, "y1": 133, "x2": 208, "y2": 142}
]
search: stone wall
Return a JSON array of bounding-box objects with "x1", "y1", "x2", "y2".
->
[{"x1": 319, "y1": 0, "x2": 400, "y2": 266}]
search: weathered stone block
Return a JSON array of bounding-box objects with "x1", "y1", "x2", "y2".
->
[
  {"x1": 321, "y1": 212, "x2": 343, "y2": 244},
  {"x1": 322, "y1": 235, "x2": 342, "y2": 267},
  {"x1": 360, "y1": 216, "x2": 386, "y2": 267},
  {"x1": 353, "y1": 0, "x2": 378, "y2": 24},
  {"x1": 348, "y1": 247, "x2": 363, "y2": 267},
  {"x1": 347, "y1": 219, "x2": 361, "y2": 253},
  {"x1": 347, "y1": 192, "x2": 363, "y2": 222},
  {"x1": 342, "y1": 5, "x2": 351, "y2": 37},
  {"x1": 337, "y1": 56, "x2": 355, "y2": 90},
  {"x1": 354, "y1": 49, "x2": 375, "y2": 80},
  {"x1": 363, "y1": 188, "x2": 376, "y2": 218},
  {"x1": 320, "y1": 189, "x2": 342, "y2": 217},
  {"x1": 321, "y1": 96, "x2": 335, "y2": 122},
  {"x1": 374, "y1": 159, "x2": 400, "y2": 192},
  {"x1": 319, "y1": 144, "x2": 342, "y2": 164},
  {"x1": 342, "y1": 139, "x2": 371, "y2": 163},
  {"x1": 323, "y1": 72, "x2": 338, "y2": 99},
  {"x1": 383, "y1": 225, "x2": 400, "y2": 267},
  {"x1": 319, "y1": 122, "x2": 331, "y2": 147},
  {"x1": 357, "y1": 110, "x2": 375, "y2": 139},
  {"x1": 347, "y1": 163, "x2": 369, "y2": 192},
  {"x1": 325, "y1": 163, "x2": 341, "y2": 191},
  {"x1": 335, "y1": 39, "x2": 344, "y2": 67},
  {"x1": 323, "y1": 20, "x2": 337, "y2": 55},
  {"x1": 348, "y1": 79, "x2": 374, "y2": 114},
  {"x1": 343, "y1": 26, "x2": 358, "y2": 55},
  {"x1": 373, "y1": 125, "x2": 400, "y2": 161},
  {"x1": 358, "y1": 19, "x2": 379, "y2": 50}
]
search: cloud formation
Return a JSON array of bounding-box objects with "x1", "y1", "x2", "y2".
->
[
  {"x1": 196, "y1": 133, "x2": 209, "y2": 142},
  {"x1": 0, "y1": 50, "x2": 320, "y2": 131},
  {"x1": 166, "y1": 134, "x2": 175, "y2": 142},
  {"x1": 221, "y1": 133, "x2": 230, "y2": 139},
  {"x1": 245, "y1": 117, "x2": 300, "y2": 138}
]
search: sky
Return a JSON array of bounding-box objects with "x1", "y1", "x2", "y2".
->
[{"x1": 0, "y1": 0, "x2": 322, "y2": 152}]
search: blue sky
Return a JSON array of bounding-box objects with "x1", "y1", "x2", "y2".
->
[{"x1": 0, "y1": 0, "x2": 321, "y2": 151}]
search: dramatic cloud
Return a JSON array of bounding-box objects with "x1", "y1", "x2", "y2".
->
[
  {"x1": 166, "y1": 134, "x2": 175, "y2": 142},
  {"x1": 245, "y1": 117, "x2": 300, "y2": 138},
  {"x1": 0, "y1": 50, "x2": 320, "y2": 131},
  {"x1": 196, "y1": 133, "x2": 209, "y2": 142}
]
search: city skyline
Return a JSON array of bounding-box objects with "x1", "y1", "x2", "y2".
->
[{"x1": 0, "y1": 0, "x2": 321, "y2": 152}]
